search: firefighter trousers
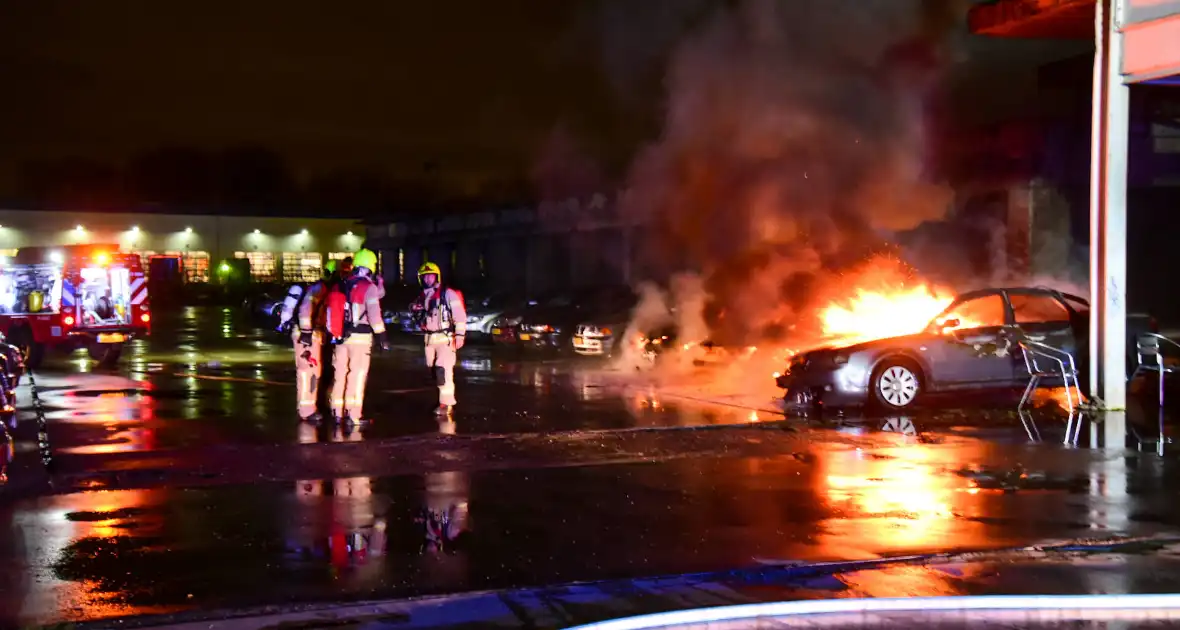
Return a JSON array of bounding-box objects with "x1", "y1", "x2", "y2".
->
[
  {"x1": 425, "y1": 341, "x2": 457, "y2": 406},
  {"x1": 293, "y1": 331, "x2": 323, "y2": 419},
  {"x1": 331, "y1": 334, "x2": 372, "y2": 419}
]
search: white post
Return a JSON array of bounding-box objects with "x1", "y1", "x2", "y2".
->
[{"x1": 1089, "y1": 0, "x2": 1131, "y2": 410}]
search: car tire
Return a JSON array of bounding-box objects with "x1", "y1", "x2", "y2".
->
[{"x1": 870, "y1": 358, "x2": 923, "y2": 411}]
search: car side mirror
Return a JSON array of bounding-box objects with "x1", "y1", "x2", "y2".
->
[{"x1": 939, "y1": 318, "x2": 961, "y2": 332}]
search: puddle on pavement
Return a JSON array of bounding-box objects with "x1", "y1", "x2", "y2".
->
[{"x1": 8, "y1": 426, "x2": 1180, "y2": 626}]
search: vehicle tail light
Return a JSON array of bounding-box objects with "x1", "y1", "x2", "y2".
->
[
  {"x1": 141, "y1": 313, "x2": 151, "y2": 323},
  {"x1": 63, "y1": 315, "x2": 75, "y2": 326}
]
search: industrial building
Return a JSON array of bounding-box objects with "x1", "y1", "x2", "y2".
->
[
  {"x1": 0, "y1": 209, "x2": 363, "y2": 283},
  {"x1": 363, "y1": 192, "x2": 647, "y2": 295}
]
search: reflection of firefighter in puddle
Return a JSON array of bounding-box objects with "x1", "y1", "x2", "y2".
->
[
  {"x1": 414, "y1": 417, "x2": 471, "y2": 587},
  {"x1": 291, "y1": 422, "x2": 386, "y2": 582}
]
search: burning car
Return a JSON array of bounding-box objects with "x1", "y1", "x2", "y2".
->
[{"x1": 776, "y1": 287, "x2": 1155, "y2": 411}]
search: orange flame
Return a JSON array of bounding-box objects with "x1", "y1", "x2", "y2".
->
[{"x1": 820, "y1": 284, "x2": 955, "y2": 347}]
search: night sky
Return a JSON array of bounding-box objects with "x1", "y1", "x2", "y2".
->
[{"x1": 0, "y1": 0, "x2": 1086, "y2": 209}]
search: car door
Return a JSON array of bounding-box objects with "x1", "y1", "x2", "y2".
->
[
  {"x1": 1008, "y1": 291, "x2": 1078, "y2": 381},
  {"x1": 924, "y1": 293, "x2": 1016, "y2": 386}
]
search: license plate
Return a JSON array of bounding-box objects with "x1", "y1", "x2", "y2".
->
[
  {"x1": 97, "y1": 333, "x2": 126, "y2": 343},
  {"x1": 491, "y1": 328, "x2": 501, "y2": 335},
  {"x1": 519, "y1": 333, "x2": 532, "y2": 341}
]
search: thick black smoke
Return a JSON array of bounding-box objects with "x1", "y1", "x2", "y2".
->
[{"x1": 619, "y1": 0, "x2": 965, "y2": 346}]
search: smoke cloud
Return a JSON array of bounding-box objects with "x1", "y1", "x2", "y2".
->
[{"x1": 619, "y1": 0, "x2": 964, "y2": 352}]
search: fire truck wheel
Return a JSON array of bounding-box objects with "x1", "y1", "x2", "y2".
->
[{"x1": 87, "y1": 342, "x2": 124, "y2": 366}]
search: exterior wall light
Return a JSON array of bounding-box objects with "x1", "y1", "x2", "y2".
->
[
  {"x1": 301, "y1": 229, "x2": 309, "y2": 236},
  {"x1": 75, "y1": 225, "x2": 84, "y2": 232},
  {"x1": 346, "y1": 231, "x2": 354, "y2": 236},
  {"x1": 253, "y1": 229, "x2": 261, "y2": 234},
  {"x1": 131, "y1": 225, "x2": 140, "y2": 232},
  {"x1": 185, "y1": 227, "x2": 193, "y2": 233}
]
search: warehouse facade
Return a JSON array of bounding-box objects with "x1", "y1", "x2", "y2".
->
[{"x1": 0, "y1": 209, "x2": 363, "y2": 283}]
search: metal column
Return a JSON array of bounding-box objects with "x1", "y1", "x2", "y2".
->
[{"x1": 1089, "y1": 0, "x2": 1131, "y2": 410}]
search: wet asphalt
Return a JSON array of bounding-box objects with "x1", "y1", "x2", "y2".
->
[{"x1": 3, "y1": 307, "x2": 1180, "y2": 627}]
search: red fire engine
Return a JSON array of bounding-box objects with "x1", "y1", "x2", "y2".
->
[{"x1": 0, "y1": 245, "x2": 151, "y2": 368}]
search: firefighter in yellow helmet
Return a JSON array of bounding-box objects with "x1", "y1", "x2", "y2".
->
[
  {"x1": 411, "y1": 261, "x2": 466, "y2": 413},
  {"x1": 325, "y1": 248, "x2": 389, "y2": 423}
]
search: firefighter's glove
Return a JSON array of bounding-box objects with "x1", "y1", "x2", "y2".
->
[
  {"x1": 298, "y1": 331, "x2": 313, "y2": 346},
  {"x1": 453, "y1": 334, "x2": 465, "y2": 350},
  {"x1": 376, "y1": 332, "x2": 391, "y2": 352}
]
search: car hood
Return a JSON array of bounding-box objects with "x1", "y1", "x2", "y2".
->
[{"x1": 804, "y1": 332, "x2": 932, "y2": 357}]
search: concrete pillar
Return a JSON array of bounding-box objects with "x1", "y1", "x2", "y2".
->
[{"x1": 1089, "y1": 0, "x2": 1130, "y2": 409}]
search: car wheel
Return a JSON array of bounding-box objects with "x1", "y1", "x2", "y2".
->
[{"x1": 871, "y1": 359, "x2": 922, "y2": 410}]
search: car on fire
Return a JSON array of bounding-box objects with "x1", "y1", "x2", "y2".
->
[{"x1": 776, "y1": 287, "x2": 1156, "y2": 412}]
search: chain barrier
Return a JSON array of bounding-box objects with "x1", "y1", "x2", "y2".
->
[{"x1": 26, "y1": 365, "x2": 54, "y2": 474}]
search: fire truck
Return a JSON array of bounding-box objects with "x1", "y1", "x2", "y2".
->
[{"x1": 0, "y1": 245, "x2": 151, "y2": 368}]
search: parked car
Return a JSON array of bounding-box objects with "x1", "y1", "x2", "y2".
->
[
  {"x1": 464, "y1": 291, "x2": 530, "y2": 342},
  {"x1": 381, "y1": 283, "x2": 424, "y2": 333},
  {"x1": 490, "y1": 292, "x2": 570, "y2": 347},
  {"x1": 519, "y1": 286, "x2": 637, "y2": 352},
  {"x1": 242, "y1": 282, "x2": 288, "y2": 321},
  {"x1": 776, "y1": 287, "x2": 1156, "y2": 412}
]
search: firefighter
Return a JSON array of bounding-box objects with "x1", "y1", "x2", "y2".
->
[
  {"x1": 412, "y1": 261, "x2": 466, "y2": 414},
  {"x1": 292, "y1": 260, "x2": 337, "y2": 422},
  {"x1": 326, "y1": 249, "x2": 389, "y2": 423}
]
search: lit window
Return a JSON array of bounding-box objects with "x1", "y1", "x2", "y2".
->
[
  {"x1": 328, "y1": 252, "x2": 351, "y2": 261},
  {"x1": 397, "y1": 248, "x2": 405, "y2": 281},
  {"x1": 181, "y1": 251, "x2": 211, "y2": 283},
  {"x1": 282, "y1": 252, "x2": 323, "y2": 283},
  {"x1": 234, "y1": 251, "x2": 277, "y2": 282}
]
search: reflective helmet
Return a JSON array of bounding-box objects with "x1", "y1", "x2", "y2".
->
[
  {"x1": 352, "y1": 248, "x2": 378, "y2": 272},
  {"x1": 417, "y1": 261, "x2": 442, "y2": 283},
  {"x1": 324, "y1": 260, "x2": 338, "y2": 275}
]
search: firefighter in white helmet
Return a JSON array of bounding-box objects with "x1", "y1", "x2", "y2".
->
[
  {"x1": 325, "y1": 249, "x2": 389, "y2": 423},
  {"x1": 411, "y1": 261, "x2": 466, "y2": 414},
  {"x1": 291, "y1": 260, "x2": 337, "y2": 423}
]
